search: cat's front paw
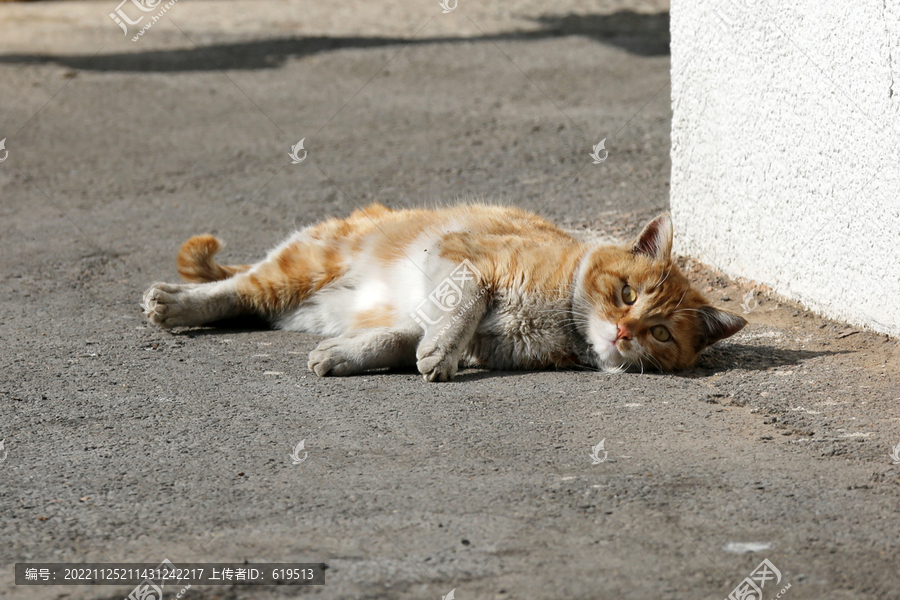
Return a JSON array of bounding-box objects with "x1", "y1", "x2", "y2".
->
[
  {"x1": 308, "y1": 337, "x2": 361, "y2": 377},
  {"x1": 416, "y1": 343, "x2": 458, "y2": 382}
]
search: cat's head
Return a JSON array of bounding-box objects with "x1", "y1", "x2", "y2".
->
[{"x1": 572, "y1": 213, "x2": 746, "y2": 372}]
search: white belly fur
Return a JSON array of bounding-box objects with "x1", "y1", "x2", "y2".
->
[{"x1": 274, "y1": 225, "x2": 461, "y2": 336}]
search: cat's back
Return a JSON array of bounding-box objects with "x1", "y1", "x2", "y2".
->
[
  {"x1": 300, "y1": 203, "x2": 577, "y2": 262},
  {"x1": 439, "y1": 204, "x2": 573, "y2": 241},
  {"x1": 307, "y1": 203, "x2": 569, "y2": 239}
]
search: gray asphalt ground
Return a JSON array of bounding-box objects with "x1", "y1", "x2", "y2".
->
[{"x1": 1, "y1": 1, "x2": 899, "y2": 599}]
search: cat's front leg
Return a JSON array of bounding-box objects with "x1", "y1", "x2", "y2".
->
[
  {"x1": 308, "y1": 328, "x2": 420, "y2": 377},
  {"x1": 415, "y1": 290, "x2": 489, "y2": 382}
]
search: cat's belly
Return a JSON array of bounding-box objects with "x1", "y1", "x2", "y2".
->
[
  {"x1": 273, "y1": 245, "x2": 458, "y2": 335},
  {"x1": 463, "y1": 294, "x2": 577, "y2": 370}
]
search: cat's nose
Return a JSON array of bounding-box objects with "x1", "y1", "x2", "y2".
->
[{"x1": 616, "y1": 323, "x2": 632, "y2": 341}]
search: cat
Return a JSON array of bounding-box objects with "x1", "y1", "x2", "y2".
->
[{"x1": 141, "y1": 204, "x2": 746, "y2": 381}]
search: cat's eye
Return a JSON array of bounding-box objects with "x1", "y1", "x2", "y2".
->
[
  {"x1": 651, "y1": 325, "x2": 671, "y2": 342},
  {"x1": 622, "y1": 285, "x2": 637, "y2": 305}
]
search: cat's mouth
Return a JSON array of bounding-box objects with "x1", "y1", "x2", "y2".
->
[{"x1": 586, "y1": 317, "x2": 631, "y2": 370}]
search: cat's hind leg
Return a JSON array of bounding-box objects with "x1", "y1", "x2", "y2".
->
[
  {"x1": 308, "y1": 328, "x2": 420, "y2": 376},
  {"x1": 144, "y1": 232, "x2": 344, "y2": 328},
  {"x1": 143, "y1": 233, "x2": 264, "y2": 328},
  {"x1": 142, "y1": 279, "x2": 243, "y2": 328}
]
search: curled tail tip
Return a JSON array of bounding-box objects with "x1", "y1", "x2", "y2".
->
[
  {"x1": 181, "y1": 233, "x2": 224, "y2": 254},
  {"x1": 177, "y1": 234, "x2": 227, "y2": 283}
]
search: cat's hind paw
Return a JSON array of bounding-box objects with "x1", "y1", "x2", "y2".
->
[
  {"x1": 416, "y1": 344, "x2": 459, "y2": 382},
  {"x1": 141, "y1": 282, "x2": 202, "y2": 328}
]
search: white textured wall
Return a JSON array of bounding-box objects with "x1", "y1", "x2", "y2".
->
[{"x1": 670, "y1": 0, "x2": 900, "y2": 337}]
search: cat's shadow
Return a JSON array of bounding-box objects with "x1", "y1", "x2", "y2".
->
[
  {"x1": 173, "y1": 316, "x2": 274, "y2": 337},
  {"x1": 175, "y1": 321, "x2": 840, "y2": 380},
  {"x1": 451, "y1": 343, "x2": 843, "y2": 381},
  {"x1": 443, "y1": 343, "x2": 846, "y2": 381},
  {"x1": 685, "y1": 342, "x2": 846, "y2": 377}
]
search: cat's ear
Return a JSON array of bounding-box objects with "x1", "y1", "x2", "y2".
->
[
  {"x1": 631, "y1": 213, "x2": 673, "y2": 261},
  {"x1": 695, "y1": 306, "x2": 747, "y2": 349}
]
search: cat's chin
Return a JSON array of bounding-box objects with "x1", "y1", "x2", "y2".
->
[
  {"x1": 585, "y1": 317, "x2": 628, "y2": 371},
  {"x1": 589, "y1": 338, "x2": 632, "y2": 373}
]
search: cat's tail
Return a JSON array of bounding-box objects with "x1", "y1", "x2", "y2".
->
[{"x1": 177, "y1": 234, "x2": 251, "y2": 283}]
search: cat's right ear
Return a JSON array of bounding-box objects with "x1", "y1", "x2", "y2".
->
[
  {"x1": 694, "y1": 306, "x2": 747, "y2": 350},
  {"x1": 631, "y1": 213, "x2": 673, "y2": 261}
]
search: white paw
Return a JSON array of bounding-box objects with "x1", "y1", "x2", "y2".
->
[
  {"x1": 308, "y1": 336, "x2": 362, "y2": 377},
  {"x1": 141, "y1": 282, "x2": 201, "y2": 328},
  {"x1": 416, "y1": 343, "x2": 458, "y2": 382}
]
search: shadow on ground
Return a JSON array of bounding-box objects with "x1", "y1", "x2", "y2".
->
[
  {"x1": 173, "y1": 320, "x2": 835, "y2": 381},
  {"x1": 175, "y1": 316, "x2": 274, "y2": 335},
  {"x1": 693, "y1": 342, "x2": 843, "y2": 374},
  {"x1": 0, "y1": 11, "x2": 669, "y2": 72}
]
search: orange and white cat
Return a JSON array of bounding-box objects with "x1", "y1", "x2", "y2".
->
[{"x1": 141, "y1": 204, "x2": 746, "y2": 381}]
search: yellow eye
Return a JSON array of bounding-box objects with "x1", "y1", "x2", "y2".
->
[
  {"x1": 651, "y1": 325, "x2": 671, "y2": 342},
  {"x1": 622, "y1": 285, "x2": 637, "y2": 305}
]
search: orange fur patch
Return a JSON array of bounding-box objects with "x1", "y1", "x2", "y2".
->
[
  {"x1": 236, "y1": 240, "x2": 345, "y2": 315},
  {"x1": 351, "y1": 305, "x2": 396, "y2": 329}
]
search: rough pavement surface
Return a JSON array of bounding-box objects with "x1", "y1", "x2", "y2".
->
[{"x1": 1, "y1": 1, "x2": 898, "y2": 599}]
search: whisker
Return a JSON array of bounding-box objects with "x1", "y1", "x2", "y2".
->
[{"x1": 643, "y1": 351, "x2": 665, "y2": 372}]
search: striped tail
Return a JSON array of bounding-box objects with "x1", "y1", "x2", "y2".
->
[{"x1": 177, "y1": 235, "x2": 251, "y2": 283}]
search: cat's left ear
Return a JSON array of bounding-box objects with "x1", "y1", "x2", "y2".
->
[
  {"x1": 695, "y1": 306, "x2": 747, "y2": 349},
  {"x1": 631, "y1": 213, "x2": 673, "y2": 261}
]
